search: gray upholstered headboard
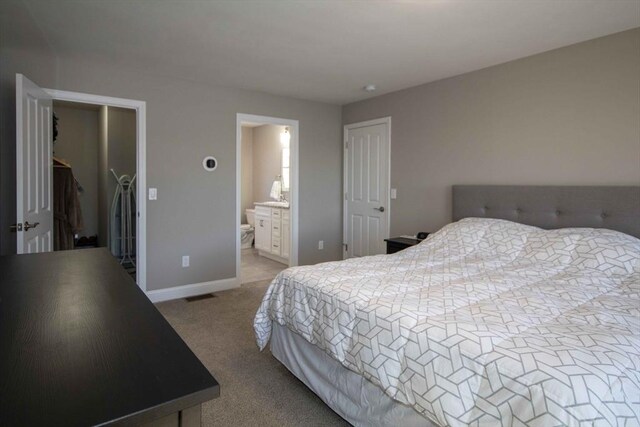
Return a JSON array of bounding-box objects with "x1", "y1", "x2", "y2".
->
[{"x1": 452, "y1": 185, "x2": 640, "y2": 238}]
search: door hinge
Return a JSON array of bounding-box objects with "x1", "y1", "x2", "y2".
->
[
  {"x1": 344, "y1": 141, "x2": 349, "y2": 149},
  {"x1": 343, "y1": 243, "x2": 348, "y2": 252},
  {"x1": 9, "y1": 223, "x2": 23, "y2": 232}
]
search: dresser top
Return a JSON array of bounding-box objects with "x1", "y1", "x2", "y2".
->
[{"x1": 0, "y1": 248, "x2": 219, "y2": 426}]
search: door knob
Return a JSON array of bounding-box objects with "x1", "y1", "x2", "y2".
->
[
  {"x1": 24, "y1": 221, "x2": 39, "y2": 231},
  {"x1": 374, "y1": 206, "x2": 385, "y2": 212}
]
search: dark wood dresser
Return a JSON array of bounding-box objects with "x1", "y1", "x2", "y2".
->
[{"x1": 0, "y1": 248, "x2": 219, "y2": 426}]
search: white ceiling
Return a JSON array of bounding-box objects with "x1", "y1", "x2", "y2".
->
[{"x1": 23, "y1": 0, "x2": 640, "y2": 105}]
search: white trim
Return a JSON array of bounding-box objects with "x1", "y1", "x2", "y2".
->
[
  {"x1": 146, "y1": 278, "x2": 237, "y2": 303},
  {"x1": 236, "y1": 113, "x2": 299, "y2": 281},
  {"x1": 343, "y1": 117, "x2": 392, "y2": 259},
  {"x1": 44, "y1": 88, "x2": 148, "y2": 293}
]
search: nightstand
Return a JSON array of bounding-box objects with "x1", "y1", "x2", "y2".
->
[{"x1": 384, "y1": 237, "x2": 423, "y2": 254}]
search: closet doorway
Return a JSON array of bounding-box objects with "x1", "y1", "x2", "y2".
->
[
  {"x1": 15, "y1": 75, "x2": 147, "y2": 291},
  {"x1": 48, "y1": 90, "x2": 147, "y2": 290}
]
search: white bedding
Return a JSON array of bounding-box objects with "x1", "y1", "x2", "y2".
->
[{"x1": 254, "y1": 218, "x2": 640, "y2": 426}]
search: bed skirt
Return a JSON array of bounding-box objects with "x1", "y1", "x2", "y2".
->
[{"x1": 270, "y1": 323, "x2": 436, "y2": 427}]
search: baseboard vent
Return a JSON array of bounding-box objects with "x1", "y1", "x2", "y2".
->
[{"x1": 185, "y1": 293, "x2": 216, "y2": 302}]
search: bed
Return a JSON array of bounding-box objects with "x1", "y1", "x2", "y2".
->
[{"x1": 254, "y1": 185, "x2": 640, "y2": 426}]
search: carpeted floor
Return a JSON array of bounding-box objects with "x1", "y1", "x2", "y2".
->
[{"x1": 156, "y1": 279, "x2": 350, "y2": 427}]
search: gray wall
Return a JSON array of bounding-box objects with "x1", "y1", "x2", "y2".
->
[
  {"x1": 45, "y1": 103, "x2": 137, "y2": 249},
  {"x1": 0, "y1": 0, "x2": 57, "y2": 255},
  {"x1": 98, "y1": 106, "x2": 108, "y2": 246},
  {"x1": 100, "y1": 106, "x2": 136, "y2": 252},
  {"x1": 0, "y1": 1, "x2": 342, "y2": 291},
  {"x1": 343, "y1": 28, "x2": 640, "y2": 237},
  {"x1": 107, "y1": 107, "x2": 136, "y2": 179},
  {"x1": 53, "y1": 103, "x2": 99, "y2": 238},
  {"x1": 49, "y1": 54, "x2": 342, "y2": 291},
  {"x1": 252, "y1": 124, "x2": 286, "y2": 202},
  {"x1": 240, "y1": 126, "x2": 253, "y2": 224}
]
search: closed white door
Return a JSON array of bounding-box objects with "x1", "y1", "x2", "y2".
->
[
  {"x1": 15, "y1": 74, "x2": 53, "y2": 254},
  {"x1": 344, "y1": 118, "x2": 390, "y2": 258}
]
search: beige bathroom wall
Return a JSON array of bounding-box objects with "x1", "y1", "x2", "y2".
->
[{"x1": 252, "y1": 124, "x2": 286, "y2": 203}]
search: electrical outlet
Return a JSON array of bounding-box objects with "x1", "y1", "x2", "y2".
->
[
  {"x1": 149, "y1": 188, "x2": 157, "y2": 200},
  {"x1": 318, "y1": 240, "x2": 324, "y2": 250},
  {"x1": 391, "y1": 188, "x2": 397, "y2": 199},
  {"x1": 182, "y1": 255, "x2": 190, "y2": 267}
]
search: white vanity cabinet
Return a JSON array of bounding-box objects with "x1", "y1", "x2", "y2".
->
[
  {"x1": 270, "y1": 208, "x2": 282, "y2": 255},
  {"x1": 281, "y1": 210, "x2": 290, "y2": 259},
  {"x1": 254, "y1": 206, "x2": 272, "y2": 252},
  {"x1": 254, "y1": 205, "x2": 289, "y2": 264}
]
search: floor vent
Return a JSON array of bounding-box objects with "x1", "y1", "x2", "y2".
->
[{"x1": 185, "y1": 294, "x2": 216, "y2": 302}]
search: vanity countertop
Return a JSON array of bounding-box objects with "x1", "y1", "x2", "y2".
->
[{"x1": 254, "y1": 201, "x2": 290, "y2": 209}]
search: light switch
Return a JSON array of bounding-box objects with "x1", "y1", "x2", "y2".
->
[
  {"x1": 391, "y1": 188, "x2": 397, "y2": 200},
  {"x1": 149, "y1": 188, "x2": 157, "y2": 200}
]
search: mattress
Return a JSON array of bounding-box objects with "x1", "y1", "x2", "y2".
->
[{"x1": 255, "y1": 218, "x2": 640, "y2": 426}]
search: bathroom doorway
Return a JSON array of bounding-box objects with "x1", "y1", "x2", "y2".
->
[{"x1": 236, "y1": 114, "x2": 298, "y2": 284}]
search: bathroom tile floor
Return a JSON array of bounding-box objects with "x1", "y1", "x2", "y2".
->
[{"x1": 241, "y1": 248, "x2": 287, "y2": 284}]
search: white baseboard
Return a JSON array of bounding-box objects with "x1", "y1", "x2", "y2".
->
[{"x1": 146, "y1": 277, "x2": 239, "y2": 303}]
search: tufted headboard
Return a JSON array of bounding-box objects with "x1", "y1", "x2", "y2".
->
[{"x1": 452, "y1": 185, "x2": 640, "y2": 238}]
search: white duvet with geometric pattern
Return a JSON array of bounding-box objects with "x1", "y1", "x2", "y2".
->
[{"x1": 254, "y1": 218, "x2": 640, "y2": 426}]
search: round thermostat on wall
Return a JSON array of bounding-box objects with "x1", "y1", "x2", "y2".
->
[{"x1": 203, "y1": 156, "x2": 218, "y2": 171}]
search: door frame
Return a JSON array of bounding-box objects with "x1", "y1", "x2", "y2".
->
[
  {"x1": 44, "y1": 88, "x2": 148, "y2": 292},
  {"x1": 343, "y1": 117, "x2": 392, "y2": 259},
  {"x1": 236, "y1": 113, "x2": 299, "y2": 280}
]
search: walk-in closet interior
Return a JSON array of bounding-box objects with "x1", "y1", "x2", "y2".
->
[{"x1": 52, "y1": 101, "x2": 137, "y2": 278}]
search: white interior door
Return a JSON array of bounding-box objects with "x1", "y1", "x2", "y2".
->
[
  {"x1": 344, "y1": 118, "x2": 390, "y2": 258},
  {"x1": 16, "y1": 74, "x2": 53, "y2": 254}
]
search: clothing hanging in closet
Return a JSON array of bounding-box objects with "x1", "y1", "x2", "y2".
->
[{"x1": 53, "y1": 166, "x2": 83, "y2": 250}]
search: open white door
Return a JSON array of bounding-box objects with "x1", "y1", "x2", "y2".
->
[
  {"x1": 15, "y1": 74, "x2": 53, "y2": 254},
  {"x1": 344, "y1": 118, "x2": 390, "y2": 258}
]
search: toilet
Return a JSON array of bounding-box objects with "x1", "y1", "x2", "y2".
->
[{"x1": 241, "y1": 209, "x2": 255, "y2": 249}]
